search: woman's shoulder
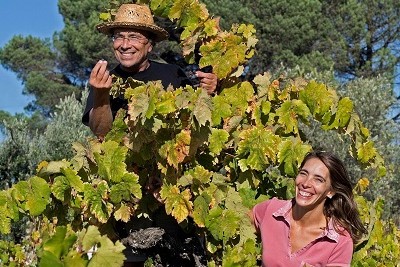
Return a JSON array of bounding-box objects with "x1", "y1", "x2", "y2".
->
[{"x1": 253, "y1": 197, "x2": 289, "y2": 213}]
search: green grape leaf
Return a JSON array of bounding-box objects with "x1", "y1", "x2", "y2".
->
[
  {"x1": 109, "y1": 172, "x2": 142, "y2": 203},
  {"x1": 127, "y1": 87, "x2": 149, "y2": 122},
  {"x1": 193, "y1": 194, "x2": 210, "y2": 227},
  {"x1": 237, "y1": 126, "x2": 280, "y2": 171},
  {"x1": 13, "y1": 176, "x2": 51, "y2": 216},
  {"x1": 357, "y1": 141, "x2": 377, "y2": 164},
  {"x1": 80, "y1": 226, "x2": 125, "y2": 267},
  {"x1": 109, "y1": 183, "x2": 131, "y2": 204},
  {"x1": 205, "y1": 206, "x2": 240, "y2": 243},
  {"x1": 156, "y1": 91, "x2": 177, "y2": 114},
  {"x1": 39, "y1": 250, "x2": 63, "y2": 267},
  {"x1": 105, "y1": 109, "x2": 128, "y2": 142},
  {"x1": 62, "y1": 167, "x2": 84, "y2": 192},
  {"x1": 323, "y1": 97, "x2": 353, "y2": 130},
  {"x1": 224, "y1": 82, "x2": 254, "y2": 117},
  {"x1": 70, "y1": 142, "x2": 88, "y2": 171},
  {"x1": 193, "y1": 89, "x2": 212, "y2": 126},
  {"x1": 225, "y1": 188, "x2": 256, "y2": 245},
  {"x1": 160, "y1": 184, "x2": 193, "y2": 223},
  {"x1": 238, "y1": 187, "x2": 268, "y2": 209},
  {"x1": 204, "y1": 18, "x2": 219, "y2": 37},
  {"x1": 211, "y1": 94, "x2": 232, "y2": 126},
  {"x1": 63, "y1": 250, "x2": 88, "y2": 267},
  {"x1": 0, "y1": 205, "x2": 14, "y2": 235},
  {"x1": 83, "y1": 182, "x2": 112, "y2": 223},
  {"x1": 253, "y1": 72, "x2": 272, "y2": 99},
  {"x1": 261, "y1": 101, "x2": 272, "y2": 115},
  {"x1": 99, "y1": 12, "x2": 111, "y2": 22},
  {"x1": 299, "y1": 80, "x2": 336, "y2": 117},
  {"x1": 278, "y1": 138, "x2": 312, "y2": 177},
  {"x1": 276, "y1": 100, "x2": 310, "y2": 134},
  {"x1": 42, "y1": 226, "x2": 77, "y2": 259},
  {"x1": 0, "y1": 190, "x2": 19, "y2": 234},
  {"x1": 209, "y1": 128, "x2": 229, "y2": 155},
  {"x1": 179, "y1": 165, "x2": 212, "y2": 191},
  {"x1": 37, "y1": 160, "x2": 71, "y2": 177},
  {"x1": 95, "y1": 141, "x2": 128, "y2": 182},
  {"x1": 123, "y1": 172, "x2": 142, "y2": 198},
  {"x1": 51, "y1": 176, "x2": 69, "y2": 202}
]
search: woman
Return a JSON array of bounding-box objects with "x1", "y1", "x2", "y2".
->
[{"x1": 251, "y1": 151, "x2": 367, "y2": 266}]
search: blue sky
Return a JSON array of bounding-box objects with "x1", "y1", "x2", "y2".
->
[{"x1": 0, "y1": 1, "x2": 64, "y2": 114}]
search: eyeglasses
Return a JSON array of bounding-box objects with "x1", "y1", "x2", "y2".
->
[{"x1": 112, "y1": 34, "x2": 149, "y2": 45}]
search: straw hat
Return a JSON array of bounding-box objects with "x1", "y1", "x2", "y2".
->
[{"x1": 96, "y1": 4, "x2": 169, "y2": 42}]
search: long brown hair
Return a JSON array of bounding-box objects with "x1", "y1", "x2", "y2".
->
[{"x1": 299, "y1": 151, "x2": 367, "y2": 243}]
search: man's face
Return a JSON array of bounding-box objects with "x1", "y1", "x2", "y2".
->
[{"x1": 112, "y1": 28, "x2": 153, "y2": 72}]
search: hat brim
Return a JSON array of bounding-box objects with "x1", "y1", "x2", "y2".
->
[{"x1": 97, "y1": 22, "x2": 169, "y2": 42}]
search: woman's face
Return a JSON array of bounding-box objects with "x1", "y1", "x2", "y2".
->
[{"x1": 295, "y1": 157, "x2": 335, "y2": 211}]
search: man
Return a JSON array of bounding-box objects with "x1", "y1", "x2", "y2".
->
[
  {"x1": 82, "y1": 3, "x2": 216, "y2": 266},
  {"x1": 82, "y1": 3, "x2": 217, "y2": 141}
]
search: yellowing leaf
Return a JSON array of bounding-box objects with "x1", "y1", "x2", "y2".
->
[
  {"x1": 160, "y1": 184, "x2": 193, "y2": 223},
  {"x1": 156, "y1": 91, "x2": 177, "y2": 114},
  {"x1": 83, "y1": 182, "x2": 112, "y2": 223},
  {"x1": 80, "y1": 226, "x2": 125, "y2": 267},
  {"x1": 42, "y1": 226, "x2": 77, "y2": 260},
  {"x1": 159, "y1": 130, "x2": 191, "y2": 168},
  {"x1": 356, "y1": 178, "x2": 370, "y2": 193},
  {"x1": 211, "y1": 95, "x2": 232, "y2": 125},
  {"x1": 114, "y1": 204, "x2": 132, "y2": 223},
  {"x1": 51, "y1": 176, "x2": 69, "y2": 202}
]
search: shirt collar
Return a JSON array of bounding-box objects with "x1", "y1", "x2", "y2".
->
[{"x1": 272, "y1": 199, "x2": 340, "y2": 242}]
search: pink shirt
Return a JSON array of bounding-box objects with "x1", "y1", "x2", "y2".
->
[{"x1": 253, "y1": 197, "x2": 353, "y2": 267}]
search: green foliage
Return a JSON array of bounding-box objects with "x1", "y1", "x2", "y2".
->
[
  {"x1": 322, "y1": 0, "x2": 400, "y2": 79},
  {"x1": 0, "y1": 92, "x2": 91, "y2": 189},
  {"x1": 353, "y1": 197, "x2": 400, "y2": 266},
  {"x1": 298, "y1": 75, "x2": 400, "y2": 222},
  {"x1": 0, "y1": 1, "x2": 399, "y2": 266},
  {"x1": 0, "y1": 239, "x2": 26, "y2": 266}
]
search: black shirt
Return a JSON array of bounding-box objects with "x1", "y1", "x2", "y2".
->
[{"x1": 82, "y1": 60, "x2": 190, "y2": 125}]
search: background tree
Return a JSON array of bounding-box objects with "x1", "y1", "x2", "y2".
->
[{"x1": 322, "y1": 0, "x2": 400, "y2": 81}]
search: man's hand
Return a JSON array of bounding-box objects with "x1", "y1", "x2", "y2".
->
[
  {"x1": 196, "y1": 71, "x2": 218, "y2": 95},
  {"x1": 90, "y1": 60, "x2": 113, "y2": 90}
]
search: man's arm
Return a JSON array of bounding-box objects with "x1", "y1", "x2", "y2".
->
[{"x1": 88, "y1": 60, "x2": 113, "y2": 140}]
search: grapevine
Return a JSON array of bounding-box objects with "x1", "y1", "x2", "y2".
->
[{"x1": 0, "y1": 0, "x2": 399, "y2": 266}]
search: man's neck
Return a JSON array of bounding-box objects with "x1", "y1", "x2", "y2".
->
[{"x1": 120, "y1": 60, "x2": 151, "y2": 73}]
